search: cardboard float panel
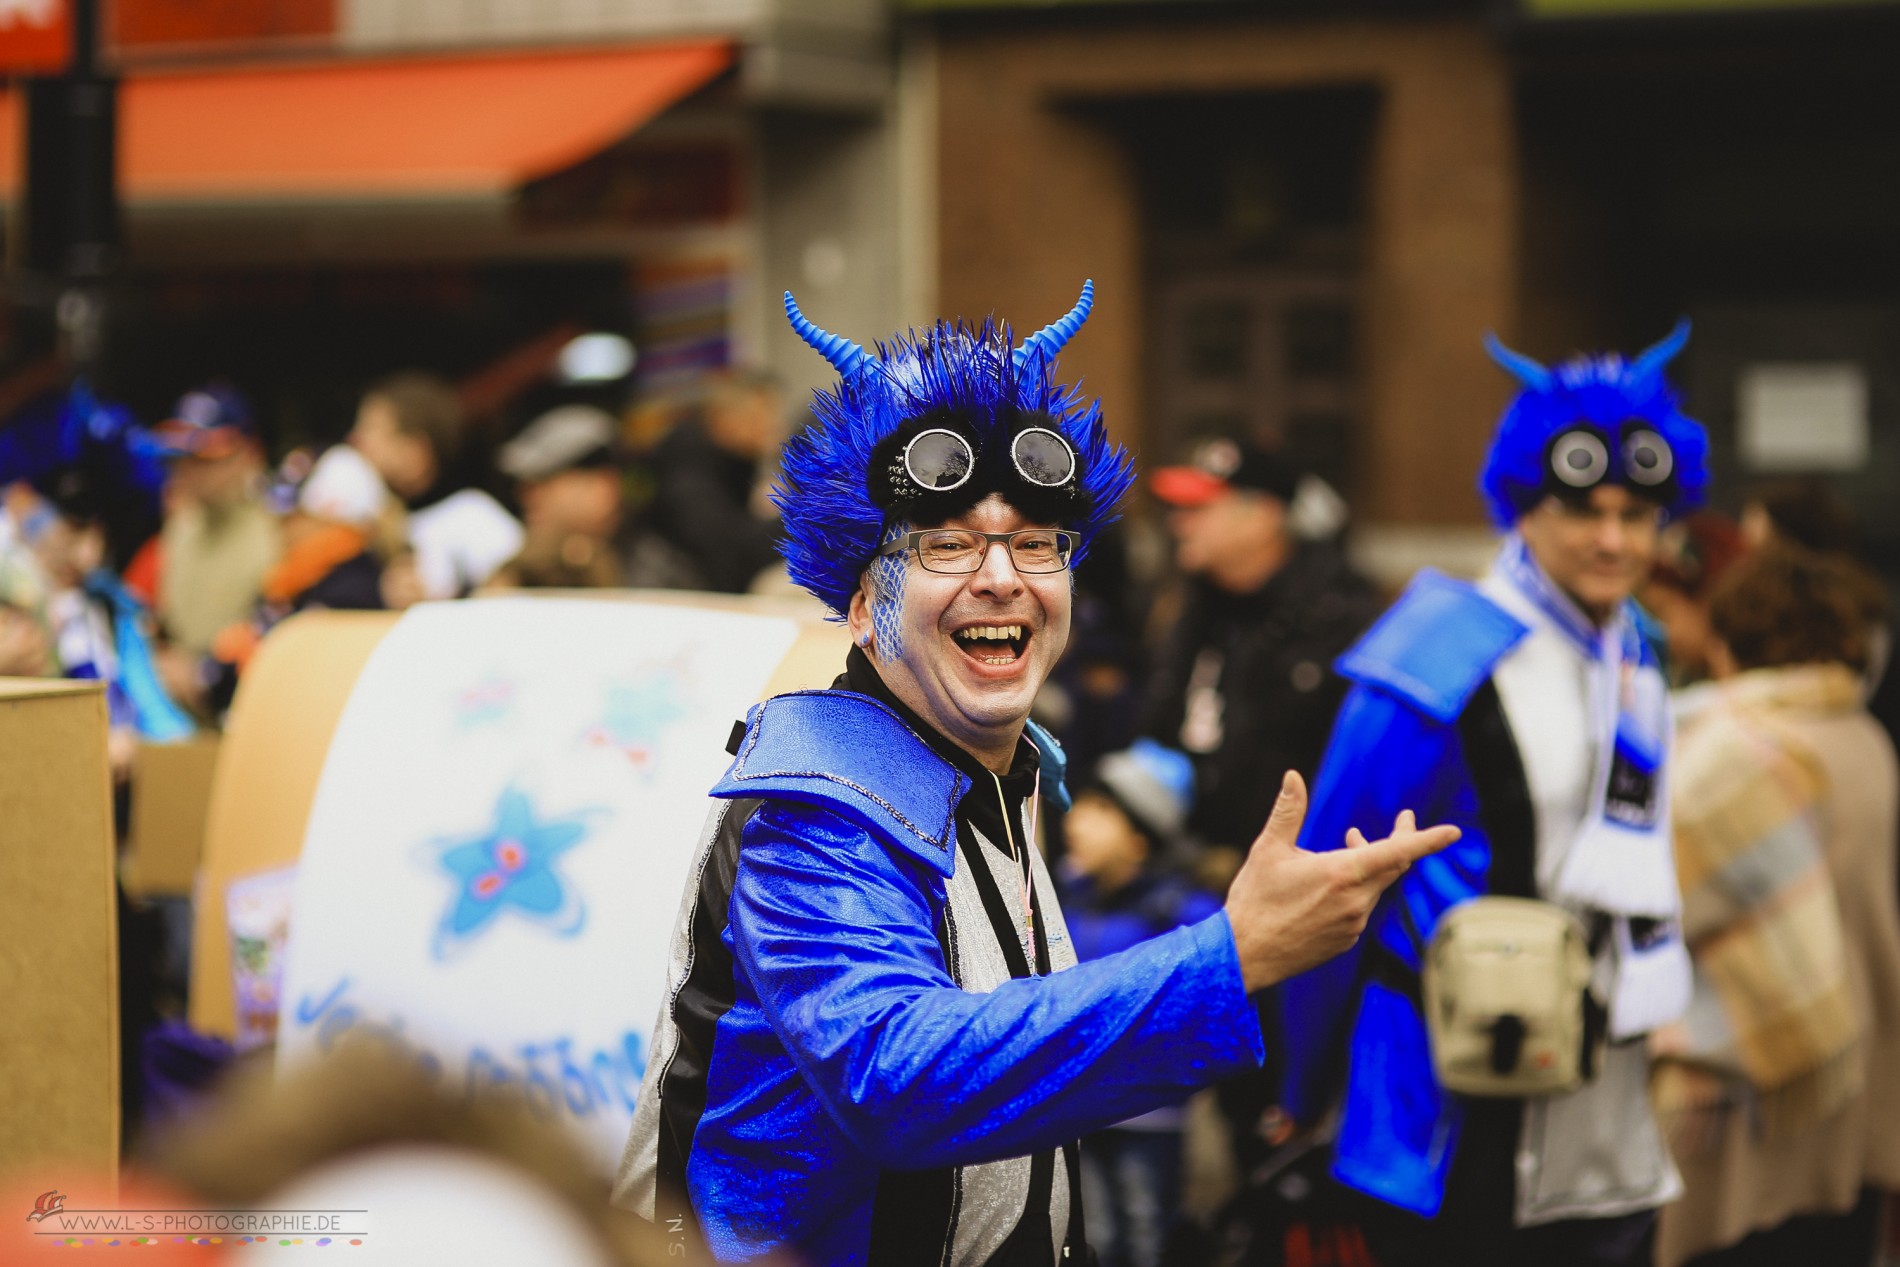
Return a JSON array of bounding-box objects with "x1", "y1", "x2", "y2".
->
[
  {"x1": 123, "y1": 734, "x2": 223, "y2": 899},
  {"x1": 189, "y1": 594, "x2": 847, "y2": 1042},
  {"x1": 0, "y1": 679, "x2": 118, "y2": 1176},
  {"x1": 188, "y1": 611, "x2": 399, "y2": 1039}
]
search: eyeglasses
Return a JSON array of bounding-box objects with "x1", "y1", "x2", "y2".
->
[{"x1": 876, "y1": 527, "x2": 1079, "y2": 575}]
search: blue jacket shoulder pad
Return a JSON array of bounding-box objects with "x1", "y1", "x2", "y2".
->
[
  {"x1": 1336, "y1": 569, "x2": 1528, "y2": 725},
  {"x1": 711, "y1": 691, "x2": 968, "y2": 876}
]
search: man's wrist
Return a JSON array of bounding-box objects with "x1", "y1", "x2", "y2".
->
[{"x1": 1222, "y1": 903, "x2": 1280, "y2": 994}]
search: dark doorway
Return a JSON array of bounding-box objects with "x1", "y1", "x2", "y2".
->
[{"x1": 1105, "y1": 88, "x2": 1378, "y2": 497}]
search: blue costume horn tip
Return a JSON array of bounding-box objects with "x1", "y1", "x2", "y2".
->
[
  {"x1": 1482, "y1": 331, "x2": 1554, "y2": 391},
  {"x1": 784, "y1": 290, "x2": 867, "y2": 380},
  {"x1": 1012, "y1": 280, "x2": 1097, "y2": 371},
  {"x1": 1629, "y1": 317, "x2": 1692, "y2": 382}
]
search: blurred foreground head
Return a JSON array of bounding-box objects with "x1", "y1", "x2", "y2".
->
[{"x1": 150, "y1": 1044, "x2": 727, "y2": 1266}]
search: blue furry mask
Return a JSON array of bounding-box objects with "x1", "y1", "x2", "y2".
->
[
  {"x1": 1478, "y1": 320, "x2": 1710, "y2": 528},
  {"x1": 775, "y1": 281, "x2": 1135, "y2": 616}
]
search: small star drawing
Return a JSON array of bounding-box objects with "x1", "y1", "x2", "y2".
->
[
  {"x1": 584, "y1": 673, "x2": 687, "y2": 771},
  {"x1": 426, "y1": 786, "x2": 598, "y2": 957}
]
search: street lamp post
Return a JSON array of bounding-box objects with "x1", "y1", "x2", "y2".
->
[{"x1": 6, "y1": 0, "x2": 119, "y2": 375}]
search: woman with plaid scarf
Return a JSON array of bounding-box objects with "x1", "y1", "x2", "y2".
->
[{"x1": 1656, "y1": 545, "x2": 1900, "y2": 1267}]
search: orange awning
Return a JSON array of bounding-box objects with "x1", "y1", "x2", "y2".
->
[{"x1": 0, "y1": 40, "x2": 732, "y2": 201}]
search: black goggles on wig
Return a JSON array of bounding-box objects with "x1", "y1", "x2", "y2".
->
[{"x1": 900, "y1": 426, "x2": 1078, "y2": 496}]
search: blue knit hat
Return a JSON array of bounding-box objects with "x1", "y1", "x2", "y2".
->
[{"x1": 1093, "y1": 738, "x2": 1195, "y2": 853}]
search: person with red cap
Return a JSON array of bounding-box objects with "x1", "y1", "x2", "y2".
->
[{"x1": 1142, "y1": 438, "x2": 1382, "y2": 862}]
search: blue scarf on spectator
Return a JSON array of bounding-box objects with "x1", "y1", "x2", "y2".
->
[{"x1": 81, "y1": 569, "x2": 196, "y2": 742}]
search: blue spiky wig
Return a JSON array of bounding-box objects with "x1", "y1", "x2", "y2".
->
[
  {"x1": 1479, "y1": 319, "x2": 1710, "y2": 529},
  {"x1": 0, "y1": 381, "x2": 168, "y2": 520},
  {"x1": 774, "y1": 281, "x2": 1136, "y2": 616}
]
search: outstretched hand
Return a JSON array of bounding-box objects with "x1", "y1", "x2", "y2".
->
[{"x1": 1224, "y1": 770, "x2": 1460, "y2": 992}]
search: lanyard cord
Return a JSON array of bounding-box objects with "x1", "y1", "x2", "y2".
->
[{"x1": 989, "y1": 768, "x2": 1037, "y2": 956}]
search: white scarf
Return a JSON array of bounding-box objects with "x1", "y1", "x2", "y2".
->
[{"x1": 1483, "y1": 535, "x2": 1692, "y2": 1039}]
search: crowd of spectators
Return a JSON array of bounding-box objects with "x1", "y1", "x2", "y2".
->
[
  {"x1": 0, "y1": 368, "x2": 790, "y2": 748},
  {"x1": 4, "y1": 363, "x2": 1899, "y2": 1267}
]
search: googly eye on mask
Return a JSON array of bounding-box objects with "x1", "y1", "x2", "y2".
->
[
  {"x1": 1549, "y1": 429, "x2": 1610, "y2": 489},
  {"x1": 1544, "y1": 422, "x2": 1679, "y2": 500},
  {"x1": 1621, "y1": 426, "x2": 1674, "y2": 487}
]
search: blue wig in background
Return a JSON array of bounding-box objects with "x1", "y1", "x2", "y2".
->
[
  {"x1": 775, "y1": 281, "x2": 1135, "y2": 617},
  {"x1": 0, "y1": 379, "x2": 169, "y2": 520},
  {"x1": 1478, "y1": 320, "x2": 1709, "y2": 529}
]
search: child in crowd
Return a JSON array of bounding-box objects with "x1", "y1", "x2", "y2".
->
[
  {"x1": 348, "y1": 372, "x2": 521, "y2": 600},
  {"x1": 1057, "y1": 739, "x2": 1220, "y2": 1267}
]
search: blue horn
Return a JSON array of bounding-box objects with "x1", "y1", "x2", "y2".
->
[
  {"x1": 1013, "y1": 280, "x2": 1095, "y2": 373},
  {"x1": 1482, "y1": 332, "x2": 1554, "y2": 392},
  {"x1": 784, "y1": 291, "x2": 867, "y2": 381},
  {"x1": 1628, "y1": 318, "x2": 1692, "y2": 382}
]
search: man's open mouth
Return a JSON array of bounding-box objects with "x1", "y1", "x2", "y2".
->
[{"x1": 953, "y1": 624, "x2": 1028, "y2": 666}]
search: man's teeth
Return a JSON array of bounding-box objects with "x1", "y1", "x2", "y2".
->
[{"x1": 954, "y1": 625, "x2": 1024, "y2": 664}]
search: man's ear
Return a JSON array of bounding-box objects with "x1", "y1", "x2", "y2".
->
[{"x1": 847, "y1": 574, "x2": 875, "y2": 648}]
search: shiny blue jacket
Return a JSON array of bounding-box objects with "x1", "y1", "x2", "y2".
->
[
  {"x1": 620, "y1": 689, "x2": 1266, "y2": 1264},
  {"x1": 1279, "y1": 571, "x2": 1531, "y2": 1217}
]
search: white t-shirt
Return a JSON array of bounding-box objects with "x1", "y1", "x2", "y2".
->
[{"x1": 408, "y1": 490, "x2": 524, "y2": 600}]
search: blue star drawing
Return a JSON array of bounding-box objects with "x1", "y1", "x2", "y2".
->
[
  {"x1": 583, "y1": 672, "x2": 688, "y2": 775},
  {"x1": 425, "y1": 786, "x2": 600, "y2": 959}
]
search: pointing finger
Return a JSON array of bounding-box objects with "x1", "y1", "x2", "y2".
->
[
  {"x1": 1254, "y1": 770, "x2": 1309, "y2": 854},
  {"x1": 1360, "y1": 824, "x2": 1461, "y2": 878}
]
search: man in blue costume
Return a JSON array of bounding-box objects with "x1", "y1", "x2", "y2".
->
[
  {"x1": 1280, "y1": 325, "x2": 1711, "y2": 1266},
  {"x1": 614, "y1": 284, "x2": 1458, "y2": 1266}
]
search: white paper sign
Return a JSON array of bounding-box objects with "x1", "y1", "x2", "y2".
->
[
  {"x1": 1738, "y1": 362, "x2": 1869, "y2": 472},
  {"x1": 276, "y1": 597, "x2": 799, "y2": 1170}
]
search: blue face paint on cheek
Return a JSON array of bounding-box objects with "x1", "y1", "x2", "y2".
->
[{"x1": 870, "y1": 549, "x2": 907, "y2": 662}]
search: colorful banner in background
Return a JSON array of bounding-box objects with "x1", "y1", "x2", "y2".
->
[
  {"x1": 276, "y1": 598, "x2": 799, "y2": 1171},
  {"x1": 0, "y1": 0, "x2": 72, "y2": 74}
]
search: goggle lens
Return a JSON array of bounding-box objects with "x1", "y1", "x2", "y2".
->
[
  {"x1": 903, "y1": 429, "x2": 975, "y2": 492},
  {"x1": 1012, "y1": 428, "x2": 1077, "y2": 488}
]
